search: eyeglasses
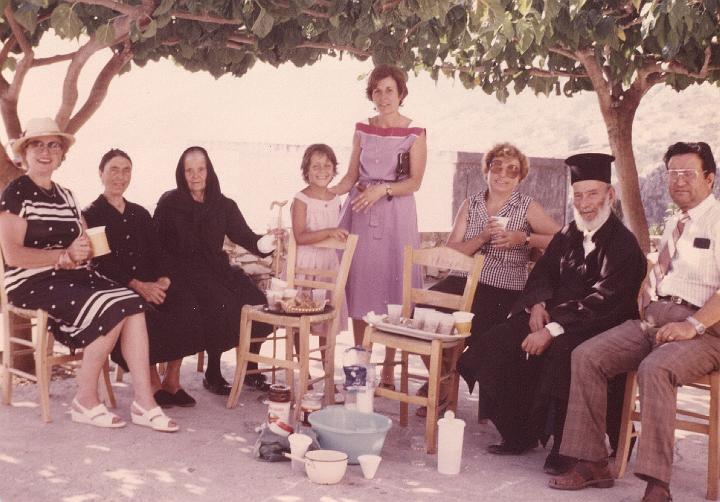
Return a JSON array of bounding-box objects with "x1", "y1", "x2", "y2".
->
[
  {"x1": 26, "y1": 140, "x2": 63, "y2": 153},
  {"x1": 667, "y1": 169, "x2": 701, "y2": 182},
  {"x1": 488, "y1": 160, "x2": 521, "y2": 178}
]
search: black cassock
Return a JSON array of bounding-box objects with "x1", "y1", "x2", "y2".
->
[
  {"x1": 459, "y1": 212, "x2": 646, "y2": 452},
  {"x1": 83, "y1": 195, "x2": 204, "y2": 368}
]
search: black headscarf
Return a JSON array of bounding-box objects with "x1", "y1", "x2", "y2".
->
[{"x1": 174, "y1": 146, "x2": 222, "y2": 207}]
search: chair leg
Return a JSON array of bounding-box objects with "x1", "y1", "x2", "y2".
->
[
  {"x1": 37, "y1": 318, "x2": 52, "y2": 423},
  {"x1": 613, "y1": 371, "x2": 638, "y2": 478},
  {"x1": 707, "y1": 374, "x2": 719, "y2": 500},
  {"x1": 1, "y1": 315, "x2": 12, "y2": 406},
  {"x1": 114, "y1": 364, "x2": 125, "y2": 383},
  {"x1": 227, "y1": 312, "x2": 253, "y2": 409},
  {"x1": 447, "y1": 344, "x2": 462, "y2": 412},
  {"x1": 295, "y1": 318, "x2": 311, "y2": 421},
  {"x1": 285, "y1": 327, "x2": 295, "y2": 387},
  {"x1": 100, "y1": 359, "x2": 116, "y2": 409},
  {"x1": 400, "y1": 351, "x2": 409, "y2": 427},
  {"x1": 322, "y1": 319, "x2": 338, "y2": 406},
  {"x1": 425, "y1": 340, "x2": 443, "y2": 454},
  {"x1": 196, "y1": 351, "x2": 204, "y2": 373}
]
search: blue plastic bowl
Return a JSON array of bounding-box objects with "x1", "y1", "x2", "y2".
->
[{"x1": 309, "y1": 405, "x2": 392, "y2": 464}]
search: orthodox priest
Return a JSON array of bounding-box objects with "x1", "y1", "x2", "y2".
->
[{"x1": 458, "y1": 152, "x2": 646, "y2": 474}]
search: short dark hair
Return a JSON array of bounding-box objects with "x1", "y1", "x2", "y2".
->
[
  {"x1": 99, "y1": 148, "x2": 132, "y2": 172},
  {"x1": 663, "y1": 142, "x2": 716, "y2": 176},
  {"x1": 301, "y1": 144, "x2": 338, "y2": 183},
  {"x1": 365, "y1": 64, "x2": 409, "y2": 105}
]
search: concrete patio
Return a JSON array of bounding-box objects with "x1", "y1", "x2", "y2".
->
[{"x1": 0, "y1": 329, "x2": 712, "y2": 501}]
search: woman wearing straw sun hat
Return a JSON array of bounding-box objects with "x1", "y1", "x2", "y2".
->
[{"x1": 0, "y1": 117, "x2": 178, "y2": 432}]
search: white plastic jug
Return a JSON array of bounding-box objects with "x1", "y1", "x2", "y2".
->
[{"x1": 437, "y1": 410, "x2": 466, "y2": 475}]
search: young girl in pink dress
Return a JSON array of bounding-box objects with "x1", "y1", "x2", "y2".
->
[{"x1": 291, "y1": 144, "x2": 349, "y2": 335}]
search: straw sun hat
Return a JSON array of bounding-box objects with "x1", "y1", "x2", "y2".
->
[{"x1": 11, "y1": 117, "x2": 76, "y2": 156}]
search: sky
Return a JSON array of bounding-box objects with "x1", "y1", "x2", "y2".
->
[{"x1": 5, "y1": 35, "x2": 720, "y2": 231}]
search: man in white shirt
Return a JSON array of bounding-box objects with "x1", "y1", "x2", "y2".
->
[{"x1": 550, "y1": 142, "x2": 720, "y2": 502}]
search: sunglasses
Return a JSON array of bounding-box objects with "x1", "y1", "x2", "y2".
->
[
  {"x1": 26, "y1": 140, "x2": 63, "y2": 153},
  {"x1": 488, "y1": 159, "x2": 521, "y2": 178}
]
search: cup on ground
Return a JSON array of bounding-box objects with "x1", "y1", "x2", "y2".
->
[
  {"x1": 452, "y1": 311, "x2": 475, "y2": 335},
  {"x1": 86, "y1": 226, "x2": 110, "y2": 257},
  {"x1": 387, "y1": 304, "x2": 402, "y2": 324},
  {"x1": 358, "y1": 454, "x2": 382, "y2": 479},
  {"x1": 288, "y1": 433, "x2": 313, "y2": 474}
]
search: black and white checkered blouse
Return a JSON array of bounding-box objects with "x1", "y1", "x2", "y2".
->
[{"x1": 460, "y1": 190, "x2": 533, "y2": 291}]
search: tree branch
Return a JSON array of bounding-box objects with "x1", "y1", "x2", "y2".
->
[
  {"x1": 170, "y1": 10, "x2": 245, "y2": 25},
  {"x1": 66, "y1": 44, "x2": 133, "y2": 134},
  {"x1": 575, "y1": 48, "x2": 613, "y2": 110},
  {"x1": 0, "y1": 35, "x2": 17, "y2": 69},
  {"x1": 549, "y1": 46, "x2": 579, "y2": 61},
  {"x1": 272, "y1": 0, "x2": 331, "y2": 18},
  {"x1": 505, "y1": 66, "x2": 587, "y2": 78},
  {"x1": 55, "y1": 37, "x2": 106, "y2": 129},
  {"x1": 665, "y1": 46, "x2": 717, "y2": 78},
  {"x1": 226, "y1": 35, "x2": 373, "y2": 57},
  {"x1": 62, "y1": 0, "x2": 138, "y2": 16},
  {"x1": 3, "y1": 5, "x2": 34, "y2": 136},
  {"x1": 32, "y1": 53, "x2": 76, "y2": 67}
]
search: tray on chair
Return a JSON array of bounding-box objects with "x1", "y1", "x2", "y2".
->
[{"x1": 363, "y1": 313, "x2": 470, "y2": 342}]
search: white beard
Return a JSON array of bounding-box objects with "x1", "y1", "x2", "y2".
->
[{"x1": 574, "y1": 196, "x2": 612, "y2": 233}]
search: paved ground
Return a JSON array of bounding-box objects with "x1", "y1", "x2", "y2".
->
[{"x1": 0, "y1": 330, "x2": 712, "y2": 501}]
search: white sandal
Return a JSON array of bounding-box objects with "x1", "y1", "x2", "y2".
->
[
  {"x1": 131, "y1": 401, "x2": 179, "y2": 432},
  {"x1": 70, "y1": 398, "x2": 126, "y2": 428}
]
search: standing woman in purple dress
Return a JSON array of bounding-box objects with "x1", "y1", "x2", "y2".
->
[{"x1": 332, "y1": 64, "x2": 426, "y2": 389}]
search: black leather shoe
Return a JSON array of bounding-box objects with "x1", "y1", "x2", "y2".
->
[
  {"x1": 203, "y1": 376, "x2": 232, "y2": 396},
  {"x1": 543, "y1": 452, "x2": 576, "y2": 475},
  {"x1": 487, "y1": 441, "x2": 537, "y2": 455},
  {"x1": 154, "y1": 389, "x2": 175, "y2": 409},
  {"x1": 244, "y1": 374, "x2": 271, "y2": 392},
  {"x1": 171, "y1": 389, "x2": 197, "y2": 407}
]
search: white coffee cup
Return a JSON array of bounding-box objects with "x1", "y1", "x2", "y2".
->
[
  {"x1": 86, "y1": 226, "x2": 110, "y2": 257},
  {"x1": 357, "y1": 454, "x2": 382, "y2": 480},
  {"x1": 492, "y1": 216, "x2": 510, "y2": 230},
  {"x1": 387, "y1": 304, "x2": 402, "y2": 324}
]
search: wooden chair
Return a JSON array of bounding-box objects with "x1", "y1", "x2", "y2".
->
[
  {"x1": 614, "y1": 370, "x2": 720, "y2": 500},
  {"x1": 0, "y1": 252, "x2": 116, "y2": 422},
  {"x1": 362, "y1": 245, "x2": 484, "y2": 453},
  {"x1": 227, "y1": 234, "x2": 358, "y2": 412}
]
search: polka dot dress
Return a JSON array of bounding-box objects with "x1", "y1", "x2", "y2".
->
[{"x1": 1, "y1": 176, "x2": 146, "y2": 349}]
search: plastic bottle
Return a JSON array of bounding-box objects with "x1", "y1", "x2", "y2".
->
[{"x1": 437, "y1": 410, "x2": 466, "y2": 475}]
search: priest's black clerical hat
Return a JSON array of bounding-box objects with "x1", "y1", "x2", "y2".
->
[{"x1": 565, "y1": 153, "x2": 614, "y2": 184}]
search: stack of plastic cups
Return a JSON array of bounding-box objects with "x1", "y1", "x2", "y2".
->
[
  {"x1": 356, "y1": 363, "x2": 376, "y2": 413},
  {"x1": 437, "y1": 410, "x2": 466, "y2": 475}
]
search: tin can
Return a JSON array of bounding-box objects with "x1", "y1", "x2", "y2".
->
[
  {"x1": 267, "y1": 384, "x2": 291, "y2": 425},
  {"x1": 300, "y1": 393, "x2": 323, "y2": 426}
]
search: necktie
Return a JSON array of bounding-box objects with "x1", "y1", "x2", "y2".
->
[{"x1": 641, "y1": 212, "x2": 690, "y2": 308}]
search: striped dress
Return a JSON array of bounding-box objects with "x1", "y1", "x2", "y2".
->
[{"x1": 1, "y1": 175, "x2": 146, "y2": 349}]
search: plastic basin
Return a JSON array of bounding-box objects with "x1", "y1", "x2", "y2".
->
[{"x1": 309, "y1": 405, "x2": 392, "y2": 464}]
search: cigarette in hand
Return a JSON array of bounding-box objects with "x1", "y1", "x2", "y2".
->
[{"x1": 525, "y1": 352, "x2": 529, "y2": 360}]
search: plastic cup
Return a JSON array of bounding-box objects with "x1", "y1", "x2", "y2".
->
[
  {"x1": 265, "y1": 290, "x2": 280, "y2": 309},
  {"x1": 311, "y1": 289, "x2": 327, "y2": 306},
  {"x1": 358, "y1": 454, "x2": 382, "y2": 480},
  {"x1": 437, "y1": 314, "x2": 455, "y2": 335},
  {"x1": 86, "y1": 226, "x2": 110, "y2": 257},
  {"x1": 452, "y1": 311, "x2": 475, "y2": 335},
  {"x1": 288, "y1": 433, "x2": 313, "y2": 474},
  {"x1": 270, "y1": 277, "x2": 287, "y2": 291},
  {"x1": 282, "y1": 288, "x2": 298, "y2": 299},
  {"x1": 412, "y1": 307, "x2": 434, "y2": 330},
  {"x1": 423, "y1": 311, "x2": 442, "y2": 333},
  {"x1": 387, "y1": 304, "x2": 402, "y2": 324},
  {"x1": 492, "y1": 216, "x2": 509, "y2": 230}
]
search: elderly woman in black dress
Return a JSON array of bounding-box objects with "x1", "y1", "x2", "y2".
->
[
  {"x1": 83, "y1": 149, "x2": 204, "y2": 407},
  {"x1": 154, "y1": 146, "x2": 276, "y2": 395},
  {"x1": 0, "y1": 118, "x2": 177, "y2": 431}
]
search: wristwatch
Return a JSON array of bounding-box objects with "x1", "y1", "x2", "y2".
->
[
  {"x1": 686, "y1": 315, "x2": 706, "y2": 335},
  {"x1": 385, "y1": 184, "x2": 393, "y2": 201}
]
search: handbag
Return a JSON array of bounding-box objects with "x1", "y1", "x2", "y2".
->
[{"x1": 396, "y1": 152, "x2": 410, "y2": 180}]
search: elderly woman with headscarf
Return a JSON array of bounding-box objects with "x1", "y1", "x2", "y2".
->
[
  {"x1": 0, "y1": 118, "x2": 177, "y2": 431},
  {"x1": 153, "y1": 146, "x2": 277, "y2": 395}
]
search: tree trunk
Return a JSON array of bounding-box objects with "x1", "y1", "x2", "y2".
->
[
  {"x1": 0, "y1": 146, "x2": 23, "y2": 192},
  {"x1": 597, "y1": 99, "x2": 651, "y2": 254}
]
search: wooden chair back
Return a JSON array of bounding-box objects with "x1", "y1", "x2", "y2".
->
[
  {"x1": 286, "y1": 233, "x2": 358, "y2": 314},
  {"x1": 402, "y1": 245, "x2": 484, "y2": 316}
]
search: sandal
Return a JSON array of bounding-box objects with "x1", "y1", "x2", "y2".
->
[
  {"x1": 131, "y1": 401, "x2": 179, "y2": 432},
  {"x1": 642, "y1": 483, "x2": 673, "y2": 502},
  {"x1": 70, "y1": 398, "x2": 126, "y2": 428},
  {"x1": 548, "y1": 460, "x2": 614, "y2": 491}
]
